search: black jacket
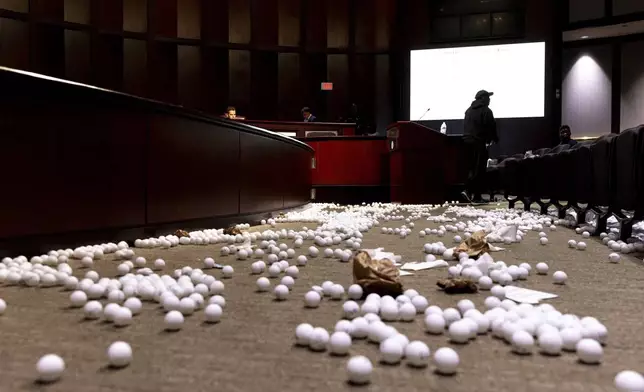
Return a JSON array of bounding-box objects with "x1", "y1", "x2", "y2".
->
[{"x1": 464, "y1": 99, "x2": 498, "y2": 144}]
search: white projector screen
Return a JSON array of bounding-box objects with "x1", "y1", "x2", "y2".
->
[{"x1": 409, "y1": 42, "x2": 546, "y2": 121}]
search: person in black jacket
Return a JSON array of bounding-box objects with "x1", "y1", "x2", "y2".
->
[
  {"x1": 461, "y1": 90, "x2": 498, "y2": 204},
  {"x1": 558, "y1": 125, "x2": 578, "y2": 147}
]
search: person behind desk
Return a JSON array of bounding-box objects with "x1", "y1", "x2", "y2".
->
[
  {"x1": 461, "y1": 90, "x2": 498, "y2": 204},
  {"x1": 558, "y1": 125, "x2": 578, "y2": 147},
  {"x1": 301, "y1": 107, "x2": 316, "y2": 122},
  {"x1": 222, "y1": 106, "x2": 245, "y2": 120}
]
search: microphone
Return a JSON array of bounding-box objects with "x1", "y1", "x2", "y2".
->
[{"x1": 418, "y1": 107, "x2": 431, "y2": 121}]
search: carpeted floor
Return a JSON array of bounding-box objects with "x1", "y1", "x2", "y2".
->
[{"x1": 1, "y1": 206, "x2": 644, "y2": 392}]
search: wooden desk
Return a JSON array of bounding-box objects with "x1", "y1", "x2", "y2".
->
[{"x1": 241, "y1": 119, "x2": 356, "y2": 138}]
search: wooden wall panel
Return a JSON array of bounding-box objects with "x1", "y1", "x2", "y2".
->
[
  {"x1": 277, "y1": 0, "x2": 299, "y2": 47},
  {"x1": 326, "y1": 0, "x2": 349, "y2": 48},
  {"x1": 31, "y1": 25, "x2": 65, "y2": 77},
  {"x1": 200, "y1": 47, "x2": 228, "y2": 114},
  {"x1": 177, "y1": 0, "x2": 200, "y2": 39},
  {"x1": 406, "y1": 0, "x2": 429, "y2": 47},
  {"x1": 351, "y1": 54, "x2": 375, "y2": 125},
  {"x1": 123, "y1": 0, "x2": 146, "y2": 32},
  {"x1": 251, "y1": 51, "x2": 278, "y2": 119},
  {"x1": 228, "y1": 49, "x2": 251, "y2": 113},
  {"x1": 92, "y1": 0, "x2": 123, "y2": 32},
  {"x1": 228, "y1": 0, "x2": 250, "y2": 44},
  {"x1": 30, "y1": 0, "x2": 64, "y2": 21},
  {"x1": 123, "y1": 38, "x2": 147, "y2": 97},
  {"x1": 151, "y1": 0, "x2": 177, "y2": 37},
  {"x1": 374, "y1": 54, "x2": 391, "y2": 132},
  {"x1": 326, "y1": 54, "x2": 349, "y2": 121},
  {"x1": 252, "y1": 0, "x2": 278, "y2": 48},
  {"x1": 92, "y1": 35, "x2": 123, "y2": 90},
  {"x1": 64, "y1": 29, "x2": 90, "y2": 83},
  {"x1": 277, "y1": 52, "x2": 300, "y2": 120},
  {"x1": 300, "y1": 53, "x2": 326, "y2": 120},
  {"x1": 178, "y1": 45, "x2": 201, "y2": 108},
  {"x1": 147, "y1": 41, "x2": 178, "y2": 103},
  {"x1": 0, "y1": 0, "x2": 28, "y2": 12},
  {"x1": 64, "y1": 0, "x2": 89, "y2": 24},
  {"x1": 0, "y1": 18, "x2": 29, "y2": 70},
  {"x1": 355, "y1": 0, "x2": 375, "y2": 50},
  {"x1": 305, "y1": 0, "x2": 326, "y2": 49},
  {"x1": 201, "y1": 0, "x2": 227, "y2": 44},
  {"x1": 374, "y1": 0, "x2": 393, "y2": 50}
]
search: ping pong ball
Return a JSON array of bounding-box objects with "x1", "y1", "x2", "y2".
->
[
  {"x1": 411, "y1": 295, "x2": 429, "y2": 312},
  {"x1": 329, "y1": 331, "x2": 352, "y2": 355},
  {"x1": 553, "y1": 271, "x2": 567, "y2": 284},
  {"x1": 309, "y1": 327, "x2": 330, "y2": 351},
  {"x1": 153, "y1": 258, "x2": 165, "y2": 270},
  {"x1": 204, "y1": 304, "x2": 223, "y2": 323},
  {"x1": 490, "y1": 285, "x2": 506, "y2": 299},
  {"x1": 448, "y1": 321, "x2": 470, "y2": 343},
  {"x1": 478, "y1": 275, "x2": 493, "y2": 290},
  {"x1": 296, "y1": 255, "x2": 307, "y2": 266},
  {"x1": 221, "y1": 265, "x2": 234, "y2": 278},
  {"x1": 134, "y1": 257, "x2": 146, "y2": 267},
  {"x1": 36, "y1": 354, "x2": 65, "y2": 382},
  {"x1": 576, "y1": 338, "x2": 603, "y2": 364},
  {"x1": 237, "y1": 249, "x2": 248, "y2": 260},
  {"x1": 457, "y1": 299, "x2": 475, "y2": 314},
  {"x1": 399, "y1": 303, "x2": 416, "y2": 321},
  {"x1": 560, "y1": 328, "x2": 582, "y2": 351},
  {"x1": 81, "y1": 256, "x2": 93, "y2": 268},
  {"x1": 576, "y1": 241, "x2": 587, "y2": 250},
  {"x1": 538, "y1": 232, "x2": 547, "y2": 238},
  {"x1": 582, "y1": 231, "x2": 590, "y2": 238},
  {"x1": 609, "y1": 253, "x2": 621, "y2": 263},
  {"x1": 405, "y1": 341, "x2": 430, "y2": 367},
  {"x1": 536, "y1": 262, "x2": 549, "y2": 275},
  {"x1": 538, "y1": 331, "x2": 563, "y2": 355},
  {"x1": 295, "y1": 323, "x2": 314, "y2": 346},
  {"x1": 204, "y1": 258, "x2": 215, "y2": 268},
  {"x1": 280, "y1": 276, "x2": 295, "y2": 289},
  {"x1": 124, "y1": 297, "x2": 142, "y2": 315},
  {"x1": 114, "y1": 306, "x2": 133, "y2": 327},
  {"x1": 424, "y1": 313, "x2": 446, "y2": 334},
  {"x1": 380, "y1": 338, "x2": 404, "y2": 364},
  {"x1": 539, "y1": 237, "x2": 548, "y2": 245},
  {"x1": 484, "y1": 296, "x2": 501, "y2": 309},
  {"x1": 308, "y1": 246, "x2": 319, "y2": 257},
  {"x1": 70, "y1": 290, "x2": 88, "y2": 307},
  {"x1": 210, "y1": 280, "x2": 225, "y2": 295},
  {"x1": 512, "y1": 330, "x2": 534, "y2": 354},
  {"x1": 285, "y1": 266, "x2": 299, "y2": 278},
  {"x1": 84, "y1": 301, "x2": 103, "y2": 319},
  {"x1": 304, "y1": 290, "x2": 321, "y2": 307},
  {"x1": 348, "y1": 284, "x2": 363, "y2": 300},
  {"x1": 568, "y1": 239, "x2": 577, "y2": 248},
  {"x1": 433, "y1": 347, "x2": 459, "y2": 375},
  {"x1": 179, "y1": 298, "x2": 196, "y2": 315},
  {"x1": 346, "y1": 355, "x2": 372, "y2": 385},
  {"x1": 209, "y1": 295, "x2": 226, "y2": 308},
  {"x1": 614, "y1": 370, "x2": 644, "y2": 392},
  {"x1": 0, "y1": 298, "x2": 6, "y2": 315},
  {"x1": 164, "y1": 310, "x2": 184, "y2": 331},
  {"x1": 343, "y1": 301, "x2": 360, "y2": 319},
  {"x1": 256, "y1": 277, "x2": 270, "y2": 291},
  {"x1": 274, "y1": 284, "x2": 289, "y2": 300},
  {"x1": 220, "y1": 247, "x2": 230, "y2": 256},
  {"x1": 251, "y1": 262, "x2": 263, "y2": 274},
  {"x1": 329, "y1": 284, "x2": 345, "y2": 300},
  {"x1": 107, "y1": 341, "x2": 132, "y2": 368},
  {"x1": 268, "y1": 264, "x2": 281, "y2": 277}
]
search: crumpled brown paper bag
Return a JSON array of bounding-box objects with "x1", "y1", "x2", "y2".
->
[
  {"x1": 454, "y1": 230, "x2": 490, "y2": 258},
  {"x1": 352, "y1": 251, "x2": 403, "y2": 297}
]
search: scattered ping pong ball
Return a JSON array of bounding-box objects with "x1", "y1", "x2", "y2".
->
[
  {"x1": 309, "y1": 327, "x2": 330, "y2": 351},
  {"x1": 411, "y1": 295, "x2": 429, "y2": 312},
  {"x1": 490, "y1": 285, "x2": 506, "y2": 299},
  {"x1": 442, "y1": 307, "x2": 461, "y2": 325},
  {"x1": 560, "y1": 328, "x2": 582, "y2": 351},
  {"x1": 255, "y1": 276, "x2": 272, "y2": 292},
  {"x1": 268, "y1": 264, "x2": 281, "y2": 278},
  {"x1": 281, "y1": 276, "x2": 295, "y2": 289},
  {"x1": 539, "y1": 237, "x2": 548, "y2": 245},
  {"x1": 285, "y1": 266, "x2": 299, "y2": 278},
  {"x1": 81, "y1": 256, "x2": 93, "y2": 268},
  {"x1": 179, "y1": 298, "x2": 196, "y2": 315},
  {"x1": 576, "y1": 242, "x2": 587, "y2": 250},
  {"x1": 457, "y1": 299, "x2": 475, "y2": 314},
  {"x1": 308, "y1": 246, "x2": 319, "y2": 257},
  {"x1": 433, "y1": 347, "x2": 459, "y2": 375},
  {"x1": 512, "y1": 330, "x2": 534, "y2": 354},
  {"x1": 582, "y1": 231, "x2": 590, "y2": 238},
  {"x1": 36, "y1": 354, "x2": 65, "y2": 382},
  {"x1": 107, "y1": 341, "x2": 132, "y2": 368},
  {"x1": 329, "y1": 284, "x2": 345, "y2": 300},
  {"x1": 346, "y1": 355, "x2": 372, "y2": 385},
  {"x1": 538, "y1": 332, "x2": 563, "y2": 355},
  {"x1": 609, "y1": 253, "x2": 621, "y2": 263},
  {"x1": 448, "y1": 321, "x2": 470, "y2": 343},
  {"x1": 329, "y1": 331, "x2": 352, "y2": 355},
  {"x1": 304, "y1": 290, "x2": 321, "y2": 308},
  {"x1": 343, "y1": 301, "x2": 360, "y2": 319},
  {"x1": 347, "y1": 284, "x2": 363, "y2": 300},
  {"x1": 295, "y1": 323, "x2": 314, "y2": 346},
  {"x1": 203, "y1": 258, "x2": 215, "y2": 269},
  {"x1": 614, "y1": 370, "x2": 644, "y2": 392},
  {"x1": 274, "y1": 284, "x2": 289, "y2": 300},
  {"x1": 209, "y1": 295, "x2": 226, "y2": 308},
  {"x1": 221, "y1": 265, "x2": 234, "y2": 278},
  {"x1": 380, "y1": 338, "x2": 404, "y2": 364},
  {"x1": 576, "y1": 338, "x2": 603, "y2": 364},
  {"x1": 164, "y1": 310, "x2": 184, "y2": 331},
  {"x1": 405, "y1": 341, "x2": 430, "y2": 367},
  {"x1": 568, "y1": 239, "x2": 577, "y2": 248},
  {"x1": 84, "y1": 300, "x2": 103, "y2": 319},
  {"x1": 114, "y1": 306, "x2": 133, "y2": 327},
  {"x1": 424, "y1": 313, "x2": 446, "y2": 334},
  {"x1": 134, "y1": 257, "x2": 146, "y2": 267},
  {"x1": 204, "y1": 304, "x2": 223, "y2": 323},
  {"x1": 0, "y1": 298, "x2": 6, "y2": 315},
  {"x1": 123, "y1": 297, "x2": 142, "y2": 315},
  {"x1": 536, "y1": 262, "x2": 549, "y2": 275},
  {"x1": 220, "y1": 247, "x2": 230, "y2": 256},
  {"x1": 399, "y1": 303, "x2": 417, "y2": 321},
  {"x1": 553, "y1": 271, "x2": 567, "y2": 285},
  {"x1": 153, "y1": 258, "x2": 165, "y2": 270},
  {"x1": 296, "y1": 255, "x2": 307, "y2": 266},
  {"x1": 70, "y1": 290, "x2": 88, "y2": 308}
]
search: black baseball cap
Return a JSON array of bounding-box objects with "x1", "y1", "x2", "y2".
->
[{"x1": 475, "y1": 90, "x2": 494, "y2": 99}]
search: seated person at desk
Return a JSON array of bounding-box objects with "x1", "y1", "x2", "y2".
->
[
  {"x1": 301, "y1": 107, "x2": 316, "y2": 122},
  {"x1": 222, "y1": 106, "x2": 245, "y2": 120},
  {"x1": 558, "y1": 125, "x2": 577, "y2": 147}
]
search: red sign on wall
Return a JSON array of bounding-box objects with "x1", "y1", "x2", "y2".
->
[{"x1": 321, "y1": 82, "x2": 333, "y2": 90}]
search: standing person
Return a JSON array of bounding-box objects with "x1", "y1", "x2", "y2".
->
[
  {"x1": 301, "y1": 107, "x2": 316, "y2": 122},
  {"x1": 558, "y1": 125, "x2": 578, "y2": 147},
  {"x1": 461, "y1": 90, "x2": 498, "y2": 204}
]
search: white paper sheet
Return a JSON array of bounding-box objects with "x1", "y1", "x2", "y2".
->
[
  {"x1": 400, "y1": 260, "x2": 449, "y2": 271},
  {"x1": 504, "y1": 286, "x2": 558, "y2": 304},
  {"x1": 399, "y1": 270, "x2": 414, "y2": 276}
]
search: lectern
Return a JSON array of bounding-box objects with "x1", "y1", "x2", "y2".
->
[{"x1": 387, "y1": 122, "x2": 467, "y2": 204}]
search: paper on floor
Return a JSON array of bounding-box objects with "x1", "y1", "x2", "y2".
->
[
  {"x1": 399, "y1": 270, "x2": 414, "y2": 276},
  {"x1": 504, "y1": 286, "x2": 558, "y2": 304},
  {"x1": 400, "y1": 260, "x2": 449, "y2": 271},
  {"x1": 363, "y1": 248, "x2": 401, "y2": 263}
]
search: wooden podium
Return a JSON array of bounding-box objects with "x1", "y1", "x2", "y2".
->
[
  {"x1": 387, "y1": 122, "x2": 468, "y2": 204},
  {"x1": 240, "y1": 120, "x2": 355, "y2": 138}
]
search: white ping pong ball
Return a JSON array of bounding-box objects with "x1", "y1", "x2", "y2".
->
[
  {"x1": 164, "y1": 310, "x2": 184, "y2": 331},
  {"x1": 424, "y1": 313, "x2": 446, "y2": 334},
  {"x1": 84, "y1": 300, "x2": 103, "y2": 319},
  {"x1": 256, "y1": 277, "x2": 270, "y2": 292},
  {"x1": 538, "y1": 332, "x2": 563, "y2": 355},
  {"x1": 268, "y1": 264, "x2": 281, "y2": 277},
  {"x1": 0, "y1": 298, "x2": 6, "y2": 315},
  {"x1": 582, "y1": 231, "x2": 590, "y2": 238},
  {"x1": 329, "y1": 331, "x2": 352, "y2": 355},
  {"x1": 309, "y1": 327, "x2": 330, "y2": 351},
  {"x1": 553, "y1": 271, "x2": 567, "y2": 285},
  {"x1": 568, "y1": 239, "x2": 577, "y2": 248},
  {"x1": 380, "y1": 338, "x2": 404, "y2": 364},
  {"x1": 511, "y1": 330, "x2": 534, "y2": 354},
  {"x1": 70, "y1": 290, "x2": 87, "y2": 308},
  {"x1": 539, "y1": 237, "x2": 548, "y2": 245},
  {"x1": 329, "y1": 284, "x2": 345, "y2": 300},
  {"x1": 346, "y1": 355, "x2": 373, "y2": 385},
  {"x1": 405, "y1": 341, "x2": 430, "y2": 367},
  {"x1": 348, "y1": 284, "x2": 363, "y2": 300},
  {"x1": 221, "y1": 265, "x2": 234, "y2": 278},
  {"x1": 609, "y1": 253, "x2": 621, "y2": 263},
  {"x1": 576, "y1": 338, "x2": 603, "y2": 364},
  {"x1": 203, "y1": 257, "x2": 215, "y2": 268},
  {"x1": 204, "y1": 304, "x2": 223, "y2": 323},
  {"x1": 153, "y1": 258, "x2": 165, "y2": 270},
  {"x1": 295, "y1": 323, "x2": 314, "y2": 346},
  {"x1": 614, "y1": 370, "x2": 644, "y2": 392},
  {"x1": 296, "y1": 255, "x2": 307, "y2": 266},
  {"x1": 107, "y1": 341, "x2": 132, "y2": 368},
  {"x1": 304, "y1": 290, "x2": 321, "y2": 308},
  {"x1": 536, "y1": 262, "x2": 549, "y2": 275},
  {"x1": 576, "y1": 241, "x2": 587, "y2": 250},
  {"x1": 274, "y1": 284, "x2": 289, "y2": 300},
  {"x1": 433, "y1": 347, "x2": 459, "y2": 375},
  {"x1": 280, "y1": 276, "x2": 295, "y2": 289},
  {"x1": 308, "y1": 246, "x2": 319, "y2": 257},
  {"x1": 36, "y1": 354, "x2": 65, "y2": 382}
]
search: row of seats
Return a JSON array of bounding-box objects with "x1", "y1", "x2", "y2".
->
[{"x1": 486, "y1": 125, "x2": 644, "y2": 240}]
